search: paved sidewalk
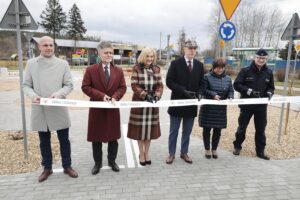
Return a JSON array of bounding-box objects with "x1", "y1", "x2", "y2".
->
[
  {"x1": 1, "y1": 73, "x2": 300, "y2": 200},
  {"x1": 1, "y1": 107, "x2": 300, "y2": 200}
]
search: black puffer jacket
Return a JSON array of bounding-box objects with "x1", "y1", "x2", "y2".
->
[{"x1": 199, "y1": 71, "x2": 234, "y2": 128}]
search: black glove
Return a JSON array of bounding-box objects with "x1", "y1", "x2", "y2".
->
[
  {"x1": 267, "y1": 92, "x2": 273, "y2": 100},
  {"x1": 153, "y1": 95, "x2": 159, "y2": 103},
  {"x1": 145, "y1": 94, "x2": 154, "y2": 103},
  {"x1": 183, "y1": 90, "x2": 196, "y2": 99}
]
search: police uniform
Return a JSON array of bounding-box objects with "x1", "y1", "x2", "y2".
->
[{"x1": 233, "y1": 49, "x2": 275, "y2": 159}]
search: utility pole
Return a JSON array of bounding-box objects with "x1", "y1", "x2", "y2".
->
[
  {"x1": 159, "y1": 32, "x2": 162, "y2": 60},
  {"x1": 167, "y1": 34, "x2": 170, "y2": 67}
]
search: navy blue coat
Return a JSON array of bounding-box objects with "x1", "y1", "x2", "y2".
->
[
  {"x1": 166, "y1": 57, "x2": 204, "y2": 117},
  {"x1": 234, "y1": 61, "x2": 275, "y2": 110},
  {"x1": 199, "y1": 71, "x2": 234, "y2": 128}
]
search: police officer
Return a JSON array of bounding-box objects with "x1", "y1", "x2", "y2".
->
[{"x1": 232, "y1": 49, "x2": 275, "y2": 160}]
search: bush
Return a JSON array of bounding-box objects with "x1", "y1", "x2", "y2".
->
[
  {"x1": 276, "y1": 69, "x2": 285, "y2": 82},
  {"x1": 225, "y1": 65, "x2": 236, "y2": 76},
  {"x1": 203, "y1": 64, "x2": 211, "y2": 74}
]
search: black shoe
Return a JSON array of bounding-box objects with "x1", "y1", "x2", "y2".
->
[
  {"x1": 212, "y1": 150, "x2": 218, "y2": 159},
  {"x1": 205, "y1": 150, "x2": 211, "y2": 159},
  {"x1": 139, "y1": 161, "x2": 146, "y2": 166},
  {"x1": 256, "y1": 154, "x2": 270, "y2": 160},
  {"x1": 91, "y1": 162, "x2": 102, "y2": 175},
  {"x1": 145, "y1": 160, "x2": 151, "y2": 165},
  {"x1": 233, "y1": 148, "x2": 241, "y2": 155},
  {"x1": 108, "y1": 162, "x2": 120, "y2": 172}
]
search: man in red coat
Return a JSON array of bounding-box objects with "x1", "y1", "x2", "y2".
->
[{"x1": 82, "y1": 41, "x2": 126, "y2": 174}]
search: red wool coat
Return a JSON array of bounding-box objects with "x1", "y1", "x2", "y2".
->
[{"x1": 81, "y1": 62, "x2": 127, "y2": 142}]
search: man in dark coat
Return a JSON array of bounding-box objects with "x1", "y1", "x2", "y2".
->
[
  {"x1": 233, "y1": 49, "x2": 275, "y2": 160},
  {"x1": 165, "y1": 39, "x2": 204, "y2": 164},
  {"x1": 82, "y1": 41, "x2": 126, "y2": 174}
]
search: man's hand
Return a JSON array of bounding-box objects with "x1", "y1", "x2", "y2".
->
[
  {"x1": 196, "y1": 93, "x2": 202, "y2": 101},
  {"x1": 267, "y1": 92, "x2": 273, "y2": 100},
  {"x1": 146, "y1": 94, "x2": 154, "y2": 103},
  {"x1": 214, "y1": 95, "x2": 220, "y2": 100},
  {"x1": 246, "y1": 88, "x2": 253, "y2": 96},
  {"x1": 33, "y1": 96, "x2": 41, "y2": 103},
  {"x1": 183, "y1": 90, "x2": 195, "y2": 99},
  {"x1": 103, "y1": 95, "x2": 111, "y2": 102}
]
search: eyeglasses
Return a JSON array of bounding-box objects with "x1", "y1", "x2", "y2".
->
[
  {"x1": 256, "y1": 56, "x2": 267, "y2": 60},
  {"x1": 42, "y1": 44, "x2": 54, "y2": 47},
  {"x1": 103, "y1": 51, "x2": 113, "y2": 55}
]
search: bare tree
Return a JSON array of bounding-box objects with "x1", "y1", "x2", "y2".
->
[{"x1": 177, "y1": 28, "x2": 187, "y2": 56}]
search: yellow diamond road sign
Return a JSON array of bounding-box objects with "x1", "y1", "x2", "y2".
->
[
  {"x1": 219, "y1": 0, "x2": 241, "y2": 20},
  {"x1": 295, "y1": 44, "x2": 300, "y2": 52}
]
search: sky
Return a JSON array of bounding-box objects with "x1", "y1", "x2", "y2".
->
[{"x1": 0, "y1": 0, "x2": 299, "y2": 51}]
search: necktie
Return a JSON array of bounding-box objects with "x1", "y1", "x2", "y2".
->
[
  {"x1": 104, "y1": 65, "x2": 109, "y2": 83},
  {"x1": 188, "y1": 60, "x2": 192, "y2": 72}
]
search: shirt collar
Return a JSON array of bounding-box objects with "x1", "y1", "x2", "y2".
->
[{"x1": 184, "y1": 56, "x2": 193, "y2": 64}]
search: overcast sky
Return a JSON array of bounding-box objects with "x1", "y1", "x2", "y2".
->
[{"x1": 0, "y1": 0, "x2": 299, "y2": 50}]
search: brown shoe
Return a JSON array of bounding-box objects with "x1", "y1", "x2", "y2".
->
[
  {"x1": 38, "y1": 169, "x2": 53, "y2": 182},
  {"x1": 64, "y1": 167, "x2": 78, "y2": 178},
  {"x1": 166, "y1": 155, "x2": 175, "y2": 164},
  {"x1": 180, "y1": 154, "x2": 193, "y2": 164}
]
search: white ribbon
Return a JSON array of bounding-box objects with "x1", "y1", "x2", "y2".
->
[{"x1": 40, "y1": 96, "x2": 300, "y2": 109}]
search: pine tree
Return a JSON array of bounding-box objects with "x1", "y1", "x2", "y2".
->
[
  {"x1": 67, "y1": 3, "x2": 87, "y2": 51},
  {"x1": 39, "y1": 0, "x2": 67, "y2": 43},
  {"x1": 177, "y1": 28, "x2": 186, "y2": 56},
  {"x1": 279, "y1": 42, "x2": 296, "y2": 60}
]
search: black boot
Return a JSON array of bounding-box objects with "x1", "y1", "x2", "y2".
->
[
  {"x1": 256, "y1": 153, "x2": 270, "y2": 160},
  {"x1": 91, "y1": 162, "x2": 102, "y2": 175}
]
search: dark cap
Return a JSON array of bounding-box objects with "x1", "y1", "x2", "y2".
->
[
  {"x1": 256, "y1": 49, "x2": 268, "y2": 56},
  {"x1": 185, "y1": 39, "x2": 198, "y2": 48}
]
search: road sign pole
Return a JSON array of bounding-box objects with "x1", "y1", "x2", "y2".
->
[
  {"x1": 277, "y1": 13, "x2": 296, "y2": 143},
  {"x1": 14, "y1": 0, "x2": 28, "y2": 159},
  {"x1": 222, "y1": 41, "x2": 226, "y2": 59},
  {"x1": 293, "y1": 51, "x2": 299, "y2": 76}
]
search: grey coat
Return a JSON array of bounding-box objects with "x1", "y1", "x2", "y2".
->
[
  {"x1": 23, "y1": 56, "x2": 73, "y2": 131},
  {"x1": 199, "y1": 71, "x2": 234, "y2": 129}
]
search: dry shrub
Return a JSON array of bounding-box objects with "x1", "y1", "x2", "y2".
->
[
  {"x1": 226, "y1": 65, "x2": 236, "y2": 76},
  {"x1": 276, "y1": 69, "x2": 285, "y2": 82}
]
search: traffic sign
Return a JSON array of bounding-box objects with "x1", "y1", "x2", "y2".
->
[
  {"x1": 219, "y1": 0, "x2": 241, "y2": 20},
  {"x1": 0, "y1": 0, "x2": 38, "y2": 30},
  {"x1": 281, "y1": 13, "x2": 300, "y2": 41},
  {"x1": 219, "y1": 21, "x2": 236, "y2": 41},
  {"x1": 295, "y1": 43, "x2": 300, "y2": 52}
]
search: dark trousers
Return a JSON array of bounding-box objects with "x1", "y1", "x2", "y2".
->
[
  {"x1": 233, "y1": 108, "x2": 267, "y2": 154},
  {"x1": 202, "y1": 127, "x2": 221, "y2": 150},
  {"x1": 38, "y1": 128, "x2": 71, "y2": 170},
  {"x1": 92, "y1": 140, "x2": 118, "y2": 164}
]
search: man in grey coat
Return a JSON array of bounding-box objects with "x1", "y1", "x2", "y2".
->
[{"x1": 23, "y1": 36, "x2": 78, "y2": 182}]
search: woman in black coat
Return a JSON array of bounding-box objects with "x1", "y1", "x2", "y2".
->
[{"x1": 199, "y1": 58, "x2": 234, "y2": 159}]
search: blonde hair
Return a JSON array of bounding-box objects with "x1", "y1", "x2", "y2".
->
[{"x1": 137, "y1": 47, "x2": 156, "y2": 65}]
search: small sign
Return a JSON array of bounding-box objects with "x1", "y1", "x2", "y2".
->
[
  {"x1": 219, "y1": 21, "x2": 236, "y2": 41},
  {"x1": 0, "y1": 0, "x2": 38, "y2": 30},
  {"x1": 219, "y1": 0, "x2": 241, "y2": 20}
]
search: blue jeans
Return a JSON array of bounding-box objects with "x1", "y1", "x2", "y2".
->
[
  {"x1": 38, "y1": 128, "x2": 71, "y2": 170},
  {"x1": 168, "y1": 116, "x2": 195, "y2": 155}
]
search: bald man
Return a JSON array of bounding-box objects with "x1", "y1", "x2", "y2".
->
[{"x1": 23, "y1": 36, "x2": 78, "y2": 182}]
